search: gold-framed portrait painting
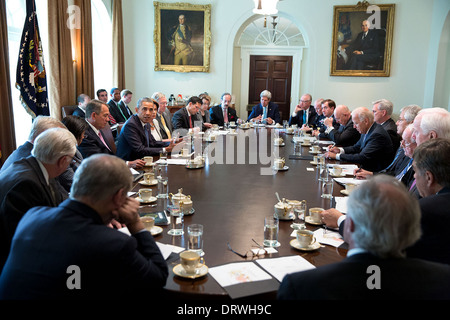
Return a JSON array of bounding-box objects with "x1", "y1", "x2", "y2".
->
[
  {"x1": 330, "y1": 2, "x2": 395, "y2": 77},
  {"x1": 154, "y1": 2, "x2": 211, "y2": 73}
]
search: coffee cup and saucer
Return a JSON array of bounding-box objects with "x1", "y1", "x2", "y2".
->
[
  {"x1": 140, "y1": 215, "x2": 163, "y2": 236},
  {"x1": 329, "y1": 166, "x2": 346, "y2": 177},
  {"x1": 290, "y1": 229, "x2": 320, "y2": 251},
  {"x1": 136, "y1": 189, "x2": 157, "y2": 203},
  {"x1": 173, "y1": 250, "x2": 208, "y2": 279},
  {"x1": 305, "y1": 207, "x2": 324, "y2": 225},
  {"x1": 139, "y1": 172, "x2": 158, "y2": 186}
]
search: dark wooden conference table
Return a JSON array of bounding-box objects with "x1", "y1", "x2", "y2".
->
[{"x1": 133, "y1": 126, "x2": 349, "y2": 300}]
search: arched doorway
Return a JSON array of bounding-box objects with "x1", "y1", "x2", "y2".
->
[{"x1": 233, "y1": 14, "x2": 307, "y2": 120}]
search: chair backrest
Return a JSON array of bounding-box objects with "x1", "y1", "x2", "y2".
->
[
  {"x1": 62, "y1": 105, "x2": 77, "y2": 118},
  {"x1": 100, "y1": 122, "x2": 117, "y2": 154}
]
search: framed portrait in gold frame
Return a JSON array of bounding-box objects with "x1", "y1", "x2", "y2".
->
[
  {"x1": 154, "y1": 2, "x2": 211, "y2": 73},
  {"x1": 330, "y1": 2, "x2": 395, "y2": 77}
]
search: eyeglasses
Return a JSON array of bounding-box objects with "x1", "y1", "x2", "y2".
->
[{"x1": 227, "y1": 240, "x2": 268, "y2": 259}]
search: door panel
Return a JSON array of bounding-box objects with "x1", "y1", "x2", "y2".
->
[{"x1": 248, "y1": 55, "x2": 292, "y2": 121}]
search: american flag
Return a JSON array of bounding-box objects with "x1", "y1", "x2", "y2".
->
[{"x1": 16, "y1": 0, "x2": 49, "y2": 118}]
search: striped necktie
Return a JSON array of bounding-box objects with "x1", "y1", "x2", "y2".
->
[
  {"x1": 160, "y1": 115, "x2": 171, "y2": 139},
  {"x1": 98, "y1": 131, "x2": 111, "y2": 151}
]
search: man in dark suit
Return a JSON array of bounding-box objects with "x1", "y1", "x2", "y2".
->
[
  {"x1": 355, "y1": 124, "x2": 416, "y2": 187},
  {"x1": 152, "y1": 92, "x2": 173, "y2": 139},
  {"x1": 344, "y1": 20, "x2": 381, "y2": 70},
  {"x1": 0, "y1": 116, "x2": 66, "y2": 174},
  {"x1": 278, "y1": 175, "x2": 450, "y2": 300},
  {"x1": 406, "y1": 138, "x2": 450, "y2": 264},
  {"x1": 372, "y1": 99, "x2": 401, "y2": 151},
  {"x1": 172, "y1": 96, "x2": 210, "y2": 133},
  {"x1": 209, "y1": 92, "x2": 238, "y2": 127},
  {"x1": 288, "y1": 93, "x2": 317, "y2": 128},
  {"x1": 0, "y1": 154, "x2": 168, "y2": 299},
  {"x1": 117, "y1": 89, "x2": 134, "y2": 119},
  {"x1": 325, "y1": 107, "x2": 394, "y2": 172},
  {"x1": 72, "y1": 93, "x2": 91, "y2": 118},
  {"x1": 0, "y1": 128, "x2": 77, "y2": 272},
  {"x1": 321, "y1": 105, "x2": 360, "y2": 147},
  {"x1": 117, "y1": 97, "x2": 176, "y2": 161},
  {"x1": 107, "y1": 87, "x2": 127, "y2": 124},
  {"x1": 313, "y1": 99, "x2": 340, "y2": 138},
  {"x1": 247, "y1": 90, "x2": 281, "y2": 125},
  {"x1": 78, "y1": 100, "x2": 116, "y2": 158}
]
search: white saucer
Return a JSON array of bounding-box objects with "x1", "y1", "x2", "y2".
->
[
  {"x1": 186, "y1": 164, "x2": 205, "y2": 169},
  {"x1": 305, "y1": 216, "x2": 323, "y2": 225},
  {"x1": 340, "y1": 189, "x2": 350, "y2": 196},
  {"x1": 274, "y1": 143, "x2": 285, "y2": 147},
  {"x1": 310, "y1": 161, "x2": 319, "y2": 165},
  {"x1": 136, "y1": 196, "x2": 157, "y2": 203},
  {"x1": 290, "y1": 239, "x2": 321, "y2": 251},
  {"x1": 143, "y1": 163, "x2": 155, "y2": 167},
  {"x1": 273, "y1": 165, "x2": 289, "y2": 171},
  {"x1": 173, "y1": 264, "x2": 208, "y2": 279},
  {"x1": 150, "y1": 226, "x2": 163, "y2": 236},
  {"x1": 139, "y1": 179, "x2": 158, "y2": 186},
  {"x1": 301, "y1": 143, "x2": 311, "y2": 147},
  {"x1": 309, "y1": 150, "x2": 321, "y2": 154}
]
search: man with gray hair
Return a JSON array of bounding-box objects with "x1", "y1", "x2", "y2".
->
[
  {"x1": 0, "y1": 116, "x2": 66, "y2": 173},
  {"x1": 278, "y1": 174, "x2": 450, "y2": 299},
  {"x1": 0, "y1": 128, "x2": 77, "y2": 272},
  {"x1": 152, "y1": 92, "x2": 173, "y2": 138},
  {"x1": 0, "y1": 154, "x2": 168, "y2": 299},
  {"x1": 412, "y1": 107, "x2": 450, "y2": 145},
  {"x1": 372, "y1": 99, "x2": 401, "y2": 151},
  {"x1": 247, "y1": 90, "x2": 281, "y2": 125},
  {"x1": 325, "y1": 107, "x2": 394, "y2": 172}
]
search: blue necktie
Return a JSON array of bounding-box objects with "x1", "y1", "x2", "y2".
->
[
  {"x1": 144, "y1": 123, "x2": 151, "y2": 147},
  {"x1": 263, "y1": 107, "x2": 267, "y2": 120},
  {"x1": 396, "y1": 158, "x2": 413, "y2": 181}
]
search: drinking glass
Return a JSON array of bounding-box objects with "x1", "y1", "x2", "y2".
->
[
  {"x1": 168, "y1": 205, "x2": 184, "y2": 235},
  {"x1": 187, "y1": 224, "x2": 204, "y2": 256},
  {"x1": 159, "y1": 150, "x2": 168, "y2": 166},
  {"x1": 263, "y1": 216, "x2": 279, "y2": 247},
  {"x1": 321, "y1": 180, "x2": 334, "y2": 199},
  {"x1": 157, "y1": 176, "x2": 168, "y2": 198}
]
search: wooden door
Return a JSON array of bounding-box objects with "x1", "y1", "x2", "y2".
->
[{"x1": 248, "y1": 55, "x2": 292, "y2": 121}]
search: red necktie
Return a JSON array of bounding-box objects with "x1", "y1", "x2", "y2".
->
[{"x1": 189, "y1": 115, "x2": 193, "y2": 128}]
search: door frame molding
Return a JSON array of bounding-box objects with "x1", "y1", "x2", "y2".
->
[{"x1": 239, "y1": 46, "x2": 304, "y2": 119}]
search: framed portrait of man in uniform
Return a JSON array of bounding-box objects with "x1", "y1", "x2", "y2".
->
[
  {"x1": 330, "y1": 2, "x2": 395, "y2": 77},
  {"x1": 154, "y1": 2, "x2": 211, "y2": 73}
]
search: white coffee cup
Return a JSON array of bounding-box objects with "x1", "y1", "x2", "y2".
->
[
  {"x1": 311, "y1": 145, "x2": 320, "y2": 152},
  {"x1": 140, "y1": 216, "x2": 155, "y2": 231},
  {"x1": 143, "y1": 172, "x2": 154, "y2": 184},
  {"x1": 274, "y1": 158, "x2": 285, "y2": 169},
  {"x1": 139, "y1": 188, "x2": 152, "y2": 201},
  {"x1": 143, "y1": 156, "x2": 153, "y2": 166},
  {"x1": 309, "y1": 207, "x2": 324, "y2": 223},
  {"x1": 274, "y1": 201, "x2": 292, "y2": 219},
  {"x1": 345, "y1": 183, "x2": 357, "y2": 193},
  {"x1": 180, "y1": 250, "x2": 205, "y2": 274},
  {"x1": 296, "y1": 229, "x2": 316, "y2": 248}
]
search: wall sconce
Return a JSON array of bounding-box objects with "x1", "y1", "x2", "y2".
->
[{"x1": 253, "y1": 0, "x2": 279, "y2": 16}]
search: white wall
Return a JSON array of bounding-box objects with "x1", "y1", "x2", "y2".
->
[{"x1": 122, "y1": 0, "x2": 448, "y2": 118}]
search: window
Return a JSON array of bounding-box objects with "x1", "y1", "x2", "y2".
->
[{"x1": 91, "y1": 0, "x2": 112, "y2": 96}]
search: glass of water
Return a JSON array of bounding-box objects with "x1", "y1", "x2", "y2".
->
[
  {"x1": 157, "y1": 176, "x2": 168, "y2": 198},
  {"x1": 168, "y1": 205, "x2": 184, "y2": 236},
  {"x1": 159, "y1": 150, "x2": 168, "y2": 166},
  {"x1": 321, "y1": 180, "x2": 334, "y2": 199},
  {"x1": 187, "y1": 224, "x2": 204, "y2": 256},
  {"x1": 263, "y1": 216, "x2": 280, "y2": 247}
]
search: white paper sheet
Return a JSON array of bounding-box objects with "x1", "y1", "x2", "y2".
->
[
  {"x1": 333, "y1": 177, "x2": 366, "y2": 185},
  {"x1": 255, "y1": 256, "x2": 315, "y2": 282},
  {"x1": 327, "y1": 164, "x2": 359, "y2": 175},
  {"x1": 334, "y1": 196, "x2": 349, "y2": 213},
  {"x1": 313, "y1": 228, "x2": 344, "y2": 248},
  {"x1": 208, "y1": 262, "x2": 273, "y2": 287},
  {"x1": 155, "y1": 159, "x2": 188, "y2": 165}
]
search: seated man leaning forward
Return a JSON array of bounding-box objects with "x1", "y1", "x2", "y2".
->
[
  {"x1": 325, "y1": 107, "x2": 394, "y2": 172},
  {"x1": 278, "y1": 175, "x2": 450, "y2": 300},
  {"x1": 0, "y1": 154, "x2": 168, "y2": 299},
  {"x1": 117, "y1": 97, "x2": 176, "y2": 161}
]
